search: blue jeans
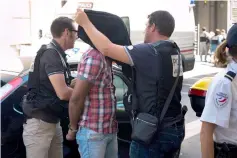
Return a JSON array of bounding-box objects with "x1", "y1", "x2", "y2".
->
[
  {"x1": 76, "y1": 127, "x2": 118, "y2": 158},
  {"x1": 129, "y1": 124, "x2": 184, "y2": 158}
]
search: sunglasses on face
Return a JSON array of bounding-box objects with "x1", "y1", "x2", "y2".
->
[{"x1": 69, "y1": 29, "x2": 78, "y2": 33}]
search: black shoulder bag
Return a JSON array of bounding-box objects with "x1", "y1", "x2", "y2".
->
[{"x1": 131, "y1": 41, "x2": 181, "y2": 146}]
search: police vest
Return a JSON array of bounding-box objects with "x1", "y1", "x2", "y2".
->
[
  {"x1": 123, "y1": 41, "x2": 183, "y2": 120},
  {"x1": 28, "y1": 43, "x2": 71, "y2": 91},
  {"x1": 22, "y1": 43, "x2": 71, "y2": 123},
  {"x1": 150, "y1": 41, "x2": 183, "y2": 119}
]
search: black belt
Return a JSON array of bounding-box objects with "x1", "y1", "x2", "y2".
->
[{"x1": 200, "y1": 37, "x2": 208, "y2": 42}]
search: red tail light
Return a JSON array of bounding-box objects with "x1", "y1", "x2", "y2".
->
[
  {"x1": 0, "y1": 77, "x2": 23, "y2": 101},
  {"x1": 189, "y1": 88, "x2": 206, "y2": 97}
]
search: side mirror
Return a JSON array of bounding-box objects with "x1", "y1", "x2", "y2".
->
[{"x1": 121, "y1": 16, "x2": 130, "y2": 37}]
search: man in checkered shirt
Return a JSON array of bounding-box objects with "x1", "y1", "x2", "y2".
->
[{"x1": 66, "y1": 48, "x2": 118, "y2": 158}]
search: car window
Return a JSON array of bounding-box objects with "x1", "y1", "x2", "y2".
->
[
  {"x1": 70, "y1": 69, "x2": 128, "y2": 108},
  {"x1": 113, "y1": 75, "x2": 128, "y2": 109}
]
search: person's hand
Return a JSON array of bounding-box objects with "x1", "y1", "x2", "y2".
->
[
  {"x1": 66, "y1": 129, "x2": 77, "y2": 141},
  {"x1": 70, "y1": 78, "x2": 77, "y2": 88},
  {"x1": 75, "y1": 9, "x2": 90, "y2": 27}
]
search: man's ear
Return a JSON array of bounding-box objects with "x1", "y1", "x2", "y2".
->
[
  {"x1": 151, "y1": 23, "x2": 156, "y2": 32},
  {"x1": 66, "y1": 28, "x2": 69, "y2": 36},
  {"x1": 62, "y1": 28, "x2": 69, "y2": 37}
]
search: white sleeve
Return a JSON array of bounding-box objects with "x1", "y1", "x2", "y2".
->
[{"x1": 200, "y1": 77, "x2": 233, "y2": 128}]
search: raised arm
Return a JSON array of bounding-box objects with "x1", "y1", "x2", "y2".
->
[{"x1": 75, "y1": 9, "x2": 131, "y2": 64}]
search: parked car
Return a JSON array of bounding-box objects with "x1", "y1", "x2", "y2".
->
[
  {"x1": 1, "y1": 56, "x2": 132, "y2": 158},
  {"x1": 188, "y1": 77, "x2": 213, "y2": 117}
]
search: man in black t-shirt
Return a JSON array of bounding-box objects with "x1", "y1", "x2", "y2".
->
[
  {"x1": 74, "y1": 10, "x2": 184, "y2": 158},
  {"x1": 22, "y1": 17, "x2": 76, "y2": 158}
]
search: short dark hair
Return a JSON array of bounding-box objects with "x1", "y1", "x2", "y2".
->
[
  {"x1": 202, "y1": 27, "x2": 206, "y2": 31},
  {"x1": 148, "y1": 11, "x2": 175, "y2": 37},
  {"x1": 50, "y1": 17, "x2": 74, "y2": 38}
]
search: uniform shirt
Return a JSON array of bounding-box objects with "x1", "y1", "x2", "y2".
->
[
  {"x1": 77, "y1": 48, "x2": 117, "y2": 134},
  {"x1": 201, "y1": 60, "x2": 237, "y2": 145},
  {"x1": 124, "y1": 43, "x2": 183, "y2": 117}
]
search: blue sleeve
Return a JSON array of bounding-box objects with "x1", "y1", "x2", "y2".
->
[{"x1": 124, "y1": 43, "x2": 154, "y2": 68}]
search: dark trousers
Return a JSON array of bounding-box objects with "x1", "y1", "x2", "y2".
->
[{"x1": 129, "y1": 123, "x2": 184, "y2": 158}]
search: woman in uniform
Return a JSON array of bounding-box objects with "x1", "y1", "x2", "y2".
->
[{"x1": 200, "y1": 24, "x2": 237, "y2": 158}]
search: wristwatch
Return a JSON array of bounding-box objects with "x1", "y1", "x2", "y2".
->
[{"x1": 68, "y1": 124, "x2": 78, "y2": 133}]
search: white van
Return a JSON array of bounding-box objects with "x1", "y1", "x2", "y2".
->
[{"x1": 58, "y1": 0, "x2": 196, "y2": 72}]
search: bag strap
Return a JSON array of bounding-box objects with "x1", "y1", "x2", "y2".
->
[
  {"x1": 48, "y1": 43, "x2": 67, "y2": 69},
  {"x1": 131, "y1": 66, "x2": 137, "y2": 118}
]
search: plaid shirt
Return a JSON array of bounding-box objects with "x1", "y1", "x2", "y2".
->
[{"x1": 77, "y1": 48, "x2": 117, "y2": 134}]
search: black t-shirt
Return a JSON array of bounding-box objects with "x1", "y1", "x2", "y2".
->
[{"x1": 124, "y1": 43, "x2": 182, "y2": 117}]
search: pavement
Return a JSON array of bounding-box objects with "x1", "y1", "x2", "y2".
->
[
  {"x1": 183, "y1": 55, "x2": 223, "y2": 79},
  {"x1": 179, "y1": 55, "x2": 224, "y2": 158}
]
